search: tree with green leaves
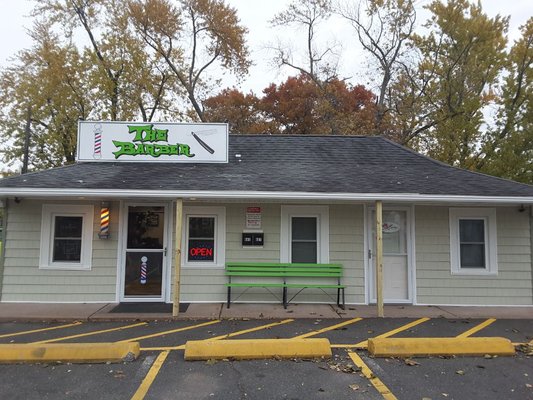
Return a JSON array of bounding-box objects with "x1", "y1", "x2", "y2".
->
[
  {"x1": 33, "y1": 0, "x2": 178, "y2": 122},
  {"x1": 478, "y1": 18, "x2": 533, "y2": 184},
  {"x1": 0, "y1": 23, "x2": 91, "y2": 170}
]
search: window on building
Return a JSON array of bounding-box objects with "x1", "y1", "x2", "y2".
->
[
  {"x1": 291, "y1": 217, "x2": 318, "y2": 263},
  {"x1": 449, "y1": 208, "x2": 497, "y2": 275},
  {"x1": 183, "y1": 206, "x2": 225, "y2": 268},
  {"x1": 53, "y1": 216, "x2": 83, "y2": 262},
  {"x1": 40, "y1": 205, "x2": 94, "y2": 270},
  {"x1": 281, "y1": 205, "x2": 329, "y2": 263},
  {"x1": 187, "y1": 217, "x2": 215, "y2": 262}
]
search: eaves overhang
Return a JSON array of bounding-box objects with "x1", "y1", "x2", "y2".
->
[{"x1": 0, "y1": 188, "x2": 532, "y2": 204}]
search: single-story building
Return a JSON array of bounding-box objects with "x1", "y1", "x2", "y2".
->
[{"x1": 0, "y1": 122, "x2": 532, "y2": 310}]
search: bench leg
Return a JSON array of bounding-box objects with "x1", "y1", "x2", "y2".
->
[
  {"x1": 341, "y1": 288, "x2": 345, "y2": 310},
  {"x1": 227, "y1": 286, "x2": 231, "y2": 309},
  {"x1": 283, "y1": 286, "x2": 287, "y2": 309}
]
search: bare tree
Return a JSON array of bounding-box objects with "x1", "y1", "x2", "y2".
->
[
  {"x1": 129, "y1": 0, "x2": 250, "y2": 122},
  {"x1": 270, "y1": 0, "x2": 338, "y2": 87},
  {"x1": 337, "y1": 0, "x2": 416, "y2": 132}
]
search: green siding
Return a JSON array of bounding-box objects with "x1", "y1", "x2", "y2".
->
[
  {"x1": 1, "y1": 200, "x2": 119, "y2": 302},
  {"x1": 415, "y1": 206, "x2": 532, "y2": 305},
  {"x1": 177, "y1": 203, "x2": 365, "y2": 304}
]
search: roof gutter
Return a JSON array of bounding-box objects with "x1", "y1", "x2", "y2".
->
[{"x1": 0, "y1": 188, "x2": 532, "y2": 204}]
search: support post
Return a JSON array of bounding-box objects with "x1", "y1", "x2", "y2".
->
[
  {"x1": 172, "y1": 199, "x2": 183, "y2": 317},
  {"x1": 375, "y1": 200, "x2": 384, "y2": 317}
]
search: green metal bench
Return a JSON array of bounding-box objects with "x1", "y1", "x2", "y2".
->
[{"x1": 225, "y1": 262, "x2": 345, "y2": 310}]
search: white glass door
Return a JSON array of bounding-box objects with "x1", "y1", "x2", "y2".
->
[
  {"x1": 121, "y1": 204, "x2": 167, "y2": 301},
  {"x1": 368, "y1": 208, "x2": 411, "y2": 303}
]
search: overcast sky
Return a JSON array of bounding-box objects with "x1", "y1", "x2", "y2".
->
[{"x1": 0, "y1": 0, "x2": 531, "y2": 94}]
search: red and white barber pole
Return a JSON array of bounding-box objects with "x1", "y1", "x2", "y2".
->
[{"x1": 140, "y1": 256, "x2": 148, "y2": 285}]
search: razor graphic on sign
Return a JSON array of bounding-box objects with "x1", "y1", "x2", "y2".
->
[{"x1": 191, "y1": 130, "x2": 215, "y2": 154}]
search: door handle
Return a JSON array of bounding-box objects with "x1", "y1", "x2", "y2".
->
[
  {"x1": 368, "y1": 249, "x2": 372, "y2": 259},
  {"x1": 164, "y1": 247, "x2": 167, "y2": 256}
]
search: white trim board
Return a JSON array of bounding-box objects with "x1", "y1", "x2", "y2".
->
[{"x1": 2, "y1": 187, "x2": 532, "y2": 204}]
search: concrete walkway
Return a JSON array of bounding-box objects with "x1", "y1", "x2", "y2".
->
[{"x1": 0, "y1": 302, "x2": 531, "y2": 322}]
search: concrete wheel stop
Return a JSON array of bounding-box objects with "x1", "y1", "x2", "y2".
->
[
  {"x1": 184, "y1": 338, "x2": 332, "y2": 360},
  {"x1": 368, "y1": 337, "x2": 516, "y2": 357},
  {"x1": 0, "y1": 342, "x2": 140, "y2": 364}
]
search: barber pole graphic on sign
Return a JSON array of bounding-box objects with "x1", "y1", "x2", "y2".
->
[{"x1": 93, "y1": 123, "x2": 102, "y2": 159}]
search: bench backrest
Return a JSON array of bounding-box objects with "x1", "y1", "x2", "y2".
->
[{"x1": 226, "y1": 262, "x2": 342, "y2": 278}]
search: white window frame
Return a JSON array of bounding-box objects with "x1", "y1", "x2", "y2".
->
[
  {"x1": 449, "y1": 208, "x2": 498, "y2": 275},
  {"x1": 39, "y1": 204, "x2": 94, "y2": 270},
  {"x1": 281, "y1": 205, "x2": 329, "y2": 263},
  {"x1": 182, "y1": 206, "x2": 226, "y2": 268}
]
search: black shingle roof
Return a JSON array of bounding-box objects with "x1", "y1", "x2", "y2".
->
[{"x1": 1, "y1": 135, "x2": 532, "y2": 197}]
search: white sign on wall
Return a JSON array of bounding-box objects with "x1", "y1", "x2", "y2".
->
[
  {"x1": 77, "y1": 121, "x2": 229, "y2": 163},
  {"x1": 246, "y1": 207, "x2": 262, "y2": 229}
]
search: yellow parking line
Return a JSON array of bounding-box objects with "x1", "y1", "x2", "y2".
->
[
  {"x1": 140, "y1": 319, "x2": 294, "y2": 351},
  {"x1": 330, "y1": 344, "x2": 359, "y2": 348},
  {"x1": 32, "y1": 322, "x2": 148, "y2": 344},
  {"x1": 0, "y1": 321, "x2": 83, "y2": 339},
  {"x1": 141, "y1": 345, "x2": 185, "y2": 351},
  {"x1": 348, "y1": 352, "x2": 398, "y2": 400},
  {"x1": 355, "y1": 317, "x2": 430, "y2": 348},
  {"x1": 118, "y1": 320, "x2": 220, "y2": 343},
  {"x1": 131, "y1": 350, "x2": 169, "y2": 400},
  {"x1": 209, "y1": 319, "x2": 294, "y2": 340},
  {"x1": 456, "y1": 318, "x2": 496, "y2": 338},
  {"x1": 292, "y1": 318, "x2": 363, "y2": 339}
]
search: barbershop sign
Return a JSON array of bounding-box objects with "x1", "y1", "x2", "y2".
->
[{"x1": 77, "y1": 121, "x2": 228, "y2": 163}]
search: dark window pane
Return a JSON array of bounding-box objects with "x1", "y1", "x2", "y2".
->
[
  {"x1": 53, "y1": 239, "x2": 81, "y2": 262},
  {"x1": 460, "y1": 219, "x2": 485, "y2": 243},
  {"x1": 188, "y1": 239, "x2": 215, "y2": 262},
  {"x1": 189, "y1": 217, "x2": 215, "y2": 238},
  {"x1": 127, "y1": 207, "x2": 164, "y2": 249},
  {"x1": 292, "y1": 242, "x2": 317, "y2": 263},
  {"x1": 292, "y1": 217, "x2": 317, "y2": 240},
  {"x1": 54, "y1": 216, "x2": 82, "y2": 238},
  {"x1": 460, "y1": 243, "x2": 486, "y2": 268}
]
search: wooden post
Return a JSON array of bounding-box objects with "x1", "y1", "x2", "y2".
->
[
  {"x1": 375, "y1": 200, "x2": 384, "y2": 317},
  {"x1": 172, "y1": 199, "x2": 183, "y2": 317}
]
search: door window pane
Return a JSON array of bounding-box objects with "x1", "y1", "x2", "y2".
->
[
  {"x1": 459, "y1": 219, "x2": 486, "y2": 268},
  {"x1": 188, "y1": 217, "x2": 215, "y2": 262},
  {"x1": 124, "y1": 252, "x2": 163, "y2": 296},
  {"x1": 127, "y1": 206, "x2": 164, "y2": 249},
  {"x1": 291, "y1": 217, "x2": 317, "y2": 263},
  {"x1": 53, "y1": 216, "x2": 83, "y2": 262}
]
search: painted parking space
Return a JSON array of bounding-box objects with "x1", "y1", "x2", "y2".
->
[
  {"x1": 0, "y1": 317, "x2": 530, "y2": 400},
  {"x1": 363, "y1": 350, "x2": 533, "y2": 400},
  {"x1": 142, "y1": 348, "x2": 383, "y2": 400}
]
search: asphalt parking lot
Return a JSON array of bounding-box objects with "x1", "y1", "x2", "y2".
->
[{"x1": 0, "y1": 317, "x2": 531, "y2": 400}]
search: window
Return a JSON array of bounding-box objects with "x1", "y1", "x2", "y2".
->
[
  {"x1": 449, "y1": 208, "x2": 497, "y2": 275},
  {"x1": 40, "y1": 205, "x2": 94, "y2": 270},
  {"x1": 183, "y1": 206, "x2": 225, "y2": 267},
  {"x1": 281, "y1": 205, "x2": 329, "y2": 263},
  {"x1": 291, "y1": 217, "x2": 318, "y2": 263}
]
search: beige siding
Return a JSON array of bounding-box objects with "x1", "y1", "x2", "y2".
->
[
  {"x1": 178, "y1": 203, "x2": 365, "y2": 304},
  {"x1": 1, "y1": 200, "x2": 119, "y2": 302},
  {"x1": 415, "y1": 206, "x2": 532, "y2": 305}
]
